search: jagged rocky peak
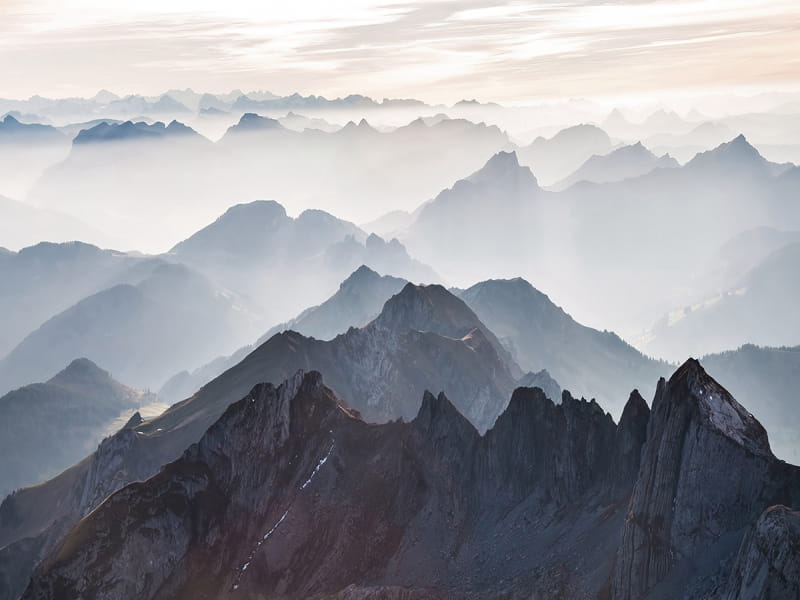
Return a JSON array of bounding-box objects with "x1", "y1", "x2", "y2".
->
[
  {"x1": 467, "y1": 150, "x2": 538, "y2": 187},
  {"x1": 340, "y1": 264, "x2": 380, "y2": 288},
  {"x1": 611, "y1": 389, "x2": 651, "y2": 493},
  {"x1": 412, "y1": 390, "x2": 479, "y2": 458},
  {"x1": 612, "y1": 358, "x2": 800, "y2": 600},
  {"x1": 230, "y1": 112, "x2": 284, "y2": 132},
  {"x1": 123, "y1": 411, "x2": 143, "y2": 429},
  {"x1": 686, "y1": 133, "x2": 766, "y2": 171},
  {"x1": 373, "y1": 282, "x2": 485, "y2": 337},
  {"x1": 667, "y1": 357, "x2": 772, "y2": 456}
]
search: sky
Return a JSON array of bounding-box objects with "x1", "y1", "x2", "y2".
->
[{"x1": 1, "y1": 0, "x2": 799, "y2": 103}]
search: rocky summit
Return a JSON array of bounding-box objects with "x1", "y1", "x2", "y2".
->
[{"x1": 18, "y1": 361, "x2": 800, "y2": 599}]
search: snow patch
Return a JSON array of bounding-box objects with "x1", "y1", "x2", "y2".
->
[{"x1": 301, "y1": 443, "x2": 334, "y2": 490}]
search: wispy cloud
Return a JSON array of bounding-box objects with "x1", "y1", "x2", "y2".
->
[{"x1": 1, "y1": 0, "x2": 798, "y2": 101}]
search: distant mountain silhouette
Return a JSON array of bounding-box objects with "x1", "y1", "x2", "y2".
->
[
  {"x1": 0, "y1": 262, "x2": 259, "y2": 393},
  {"x1": 169, "y1": 200, "x2": 437, "y2": 325},
  {"x1": 551, "y1": 141, "x2": 678, "y2": 190},
  {"x1": 0, "y1": 241, "x2": 153, "y2": 357},
  {"x1": 516, "y1": 124, "x2": 613, "y2": 185},
  {"x1": 458, "y1": 277, "x2": 667, "y2": 415},
  {"x1": 73, "y1": 120, "x2": 205, "y2": 145}
]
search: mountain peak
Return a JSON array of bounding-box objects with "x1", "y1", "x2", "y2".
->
[
  {"x1": 686, "y1": 134, "x2": 766, "y2": 171},
  {"x1": 373, "y1": 283, "x2": 485, "y2": 338},
  {"x1": 228, "y1": 112, "x2": 284, "y2": 134},
  {"x1": 466, "y1": 150, "x2": 539, "y2": 187},
  {"x1": 47, "y1": 358, "x2": 112, "y2": 388},
  {"x1": 666, "y1": 358, "x2": 772, "y2": 456},
  {"x1": 340, "y1": 264, "x2": 380, "y2": 289}
]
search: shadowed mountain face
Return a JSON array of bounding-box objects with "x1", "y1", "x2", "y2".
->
[
  {"x1": 0, "y1": 359, "x2": 155, "y2": 498},
  {"x1": 399, "y1": 136, "x2": 800, "y2": 338},
  {"x1": 458, "y1": 277, "x2": 667, "y2": 416},
  {"x1": 160, "y1": 265, "x2": 410, "y2": 404},
  {"x1": 0, "y1": 262, "x2": 259, "y2": 394},
  {"x1": 18, "y1": 362, "x2": 800, "y2": 600},
  {"x1": 613, "y1": 359, "x2": 800, "y2": 599}
]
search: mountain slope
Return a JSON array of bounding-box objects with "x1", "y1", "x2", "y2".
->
[
  {"x1": 160, "y1": 265, "x2": 410, "y2": 403},
  {"x1": 516, "y1": 123, "x2": 613, "y2": 185},
  {"x1": 614, "y1": 359, "x2": 800, "y2": 599},
  {"x1": 19, "y1": 361, "x2": 800, "y2": 599},
  {"x1": 458, "y1": 277, "x2": 667, "y2": 415},
  {"x1": 169, "y1": 200, "x2": 437, "y2": 325},
  {"x1": 0, "y1": 241, "x2": 155, "y2": 357},
  {"x1": 551, "y1": 141, "x2": 678, "y2": 191},
  {"x1": 0, "y1": 359, "x2": 156, "y2": 498},
  {"x1": 400, "y1": 151, "x2": 551, "y2": 286},
  {"x1": 19, "y1": 370, "x2": 643, "y2": 600},
  {"x1": 0, "y1": 262, "x2": 258, "y2": 393},
  {"x1": 644, "y1": 241, "x2": 800, "y2": 360},
  {"x1": 701, "y1": 344, "x2": 800, "y2": 463},
  {"x1": 0, "y1": 284, "x2": 521, "y2": 600}
]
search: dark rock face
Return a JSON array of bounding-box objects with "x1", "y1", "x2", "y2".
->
[
  {"x1": 612, "y1": 359, "x2": 800, "y2": 600},
  {"x1": 21, "y1": 372, "x2": 641, "y2": 600},
  {"x1": 8, "y1": 360, "x2": 800, "y2": 600},
  {"x1": 723, "y1": 505, "x2": 800, "y2": 600}
]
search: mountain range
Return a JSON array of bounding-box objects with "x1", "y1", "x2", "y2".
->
[
  {"x1": 0, "y1": 261, "x2": 259, "y2": 394},
  {"x1": 14, "y1": 360, "x2": 800, "y2": 599}
]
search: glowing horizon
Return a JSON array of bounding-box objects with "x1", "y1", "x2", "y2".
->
[{"x1": 1, "y1": 0, "x2": 798, "y2": 104}]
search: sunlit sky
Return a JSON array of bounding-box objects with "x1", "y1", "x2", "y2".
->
[{"x1": 1, "y1": 0, "x2": 799, "y2": 103}]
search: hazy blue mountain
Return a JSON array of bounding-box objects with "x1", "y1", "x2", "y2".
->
[
  {"x1": 26, "y1": 113, "x2": 510, "y2": 250},
  {"x1": 458, "y1": 277, "x2": 668, "y2": 415},
  {"x1": 0, "y1": 262, "x2": 259, "y2": 394},
  {"x1": 72, "y1": 119, "x2": 205, "y2": 145},
  {"x1": 0, "y1": 115, "x2": 70, "y2": 198},
  {"x1": 516, "y1": 124, "x2": 613, "y2": 185},
  {"x1": 0, "y1": 358, "x2": 157, "y2": 498},
  {"x1": 644, "y1": 241, "x2": 800, "y2": 360},
  {"x1": 169, "y1": 200, "x2": 437, "y2": 325},
  {"x1": 0, "y1": 241, "x2": 154, "y2": 357},
  {"x1": 400, "y1": 151, "x2": 548, "y2": 286},
  {"x1": 399, "y1": 137, "x2": 800, "y2": 337},
  {"x1": 160, "y1": 265, "x2": 409, "y2": 403},
  {"x1": 551, "y1": 141, "x2": 678, "y2": 190}
]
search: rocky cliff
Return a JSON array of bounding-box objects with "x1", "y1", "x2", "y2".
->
[
  {"x1": 613, "y1": 359, "x2": 800, "y2": 599},
  {"x1": 21, "y1": 371, "x2": 642, "y2": 599}
]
